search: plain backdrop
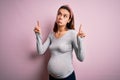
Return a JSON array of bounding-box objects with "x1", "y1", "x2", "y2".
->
[{"x1": 0, "y1": 0, "x2": 120, "y2": 80}]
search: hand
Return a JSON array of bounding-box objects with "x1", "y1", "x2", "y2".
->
[
  {"x1": 77, "y1": 24, "x2": 86, "y2": 38},
  {"x1": 34, "y1": 20, "x2": 41, "y2": 33}
]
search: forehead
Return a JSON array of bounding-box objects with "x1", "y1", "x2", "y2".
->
[{"x1": 58, "y1": 9, "x2": 70, "y2": 15}]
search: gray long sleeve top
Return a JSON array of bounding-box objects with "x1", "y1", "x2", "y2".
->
[{"x1": 35, "y1": 29, "x2": 84, "y2": 79}]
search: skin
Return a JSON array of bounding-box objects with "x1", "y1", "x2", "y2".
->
[{"x1": 34, "y1": 8, "x2": 86, "y2": 38}]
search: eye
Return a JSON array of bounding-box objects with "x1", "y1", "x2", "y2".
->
[{"x1": 64, "y1": 15, "x2": 67, "y2": 18}]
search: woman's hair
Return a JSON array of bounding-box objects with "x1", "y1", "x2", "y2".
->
[{"x1": 53, "y1": 5, "x2": 75, "y2": 32}]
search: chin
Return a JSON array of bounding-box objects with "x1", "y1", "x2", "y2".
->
[{"x1": 57, "y1": 23, "x2": 63, "y2": 26}]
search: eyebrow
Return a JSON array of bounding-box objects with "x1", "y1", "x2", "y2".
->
[{"x1": 58, "y1": 11, "x2": 69, "y2": 16}]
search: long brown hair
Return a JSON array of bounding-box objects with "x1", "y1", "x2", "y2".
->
[{"x1": 53, "y1": 5, "x2": 75, "y2": 32}]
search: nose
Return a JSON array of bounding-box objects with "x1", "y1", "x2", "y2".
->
[{"x1": 58, "y1": 15, "x2": 63, "y2": 20}]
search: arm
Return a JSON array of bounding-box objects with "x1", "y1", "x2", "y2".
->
[
  {"x1": 35, "y1": 33, "x2": 51, "y2": 55},
  {"x1": 34, "y1": 21, "x2": 51, "y2": 55},
  {"x1": 72, "y1": 31, "x2": 84, "y2": 62}
]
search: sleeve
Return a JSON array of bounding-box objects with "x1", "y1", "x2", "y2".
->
[
  {"x1": 35, "y1": 33, "x2": 51, "y2": 55},
  {"x1": 72, "y1": 31, "x2": 84, "y2": 62}
]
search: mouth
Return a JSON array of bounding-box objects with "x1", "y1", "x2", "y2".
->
[{"x1": 57, "y1": 20, "x2": 62, "y2": 24}]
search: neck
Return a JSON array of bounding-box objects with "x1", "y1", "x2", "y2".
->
[{"x1": 58, "y1": 25, "x2": 67, "y2": 32}]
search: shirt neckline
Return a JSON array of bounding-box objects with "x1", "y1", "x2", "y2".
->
[{"x1": 53, "y1": 30, "x2": 70, "y2": 40}]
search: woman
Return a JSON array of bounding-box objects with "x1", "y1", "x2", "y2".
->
[{"x1": 34, "y1": 5, "x2": 85, "y2": 80}]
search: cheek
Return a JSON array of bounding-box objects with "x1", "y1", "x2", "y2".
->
[{"x1": 63, "y1": 19, "x2": 69, "y2": 24}]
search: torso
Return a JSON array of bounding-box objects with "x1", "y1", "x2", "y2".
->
[{"x1": 48, "y1": 30, "x2": 75, "y2": 79}]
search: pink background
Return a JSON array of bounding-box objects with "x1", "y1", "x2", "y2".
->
[{"x1": 0, "y1": 0, "x2": 120, "y2": 80}]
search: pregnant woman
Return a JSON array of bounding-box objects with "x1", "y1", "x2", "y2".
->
[{"x1": 34, "y1": 5, "x2": 85, "y2": 80}]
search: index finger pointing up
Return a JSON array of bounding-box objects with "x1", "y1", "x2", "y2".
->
[
  {"x1": 37, "y1": 20, "x2": 40, "y2": 27},
  {"x1": 79, "y1": 24, "x2": 82, "y2": 32}
]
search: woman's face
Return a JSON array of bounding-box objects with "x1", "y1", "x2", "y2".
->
[{"x1": 56, "y1": 8, "x2": 70, "y2": 27}]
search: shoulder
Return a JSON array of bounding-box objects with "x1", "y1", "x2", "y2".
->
[
  {"x1": 68, "y1": 29, "x2": 77, "y2": 36},
  {"x1": 48, "y1": 31, "x2": 54, "y2": 39}
]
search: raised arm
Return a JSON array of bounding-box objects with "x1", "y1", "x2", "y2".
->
[
  {"x1": 72, "y1": 24, "x2": 85, "y2": 62},
  {"x1": 34, "y1": 21, "x2": 51, "y2": 55}
]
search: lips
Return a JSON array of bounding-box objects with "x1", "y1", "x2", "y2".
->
[{"x1": 57, "y1": 20, "x2": 62, "y2": 24}]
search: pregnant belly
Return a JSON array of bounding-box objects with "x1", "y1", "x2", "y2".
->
[{"x1": 47, "y1": 56, "x2": 73, "y2": 78}]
